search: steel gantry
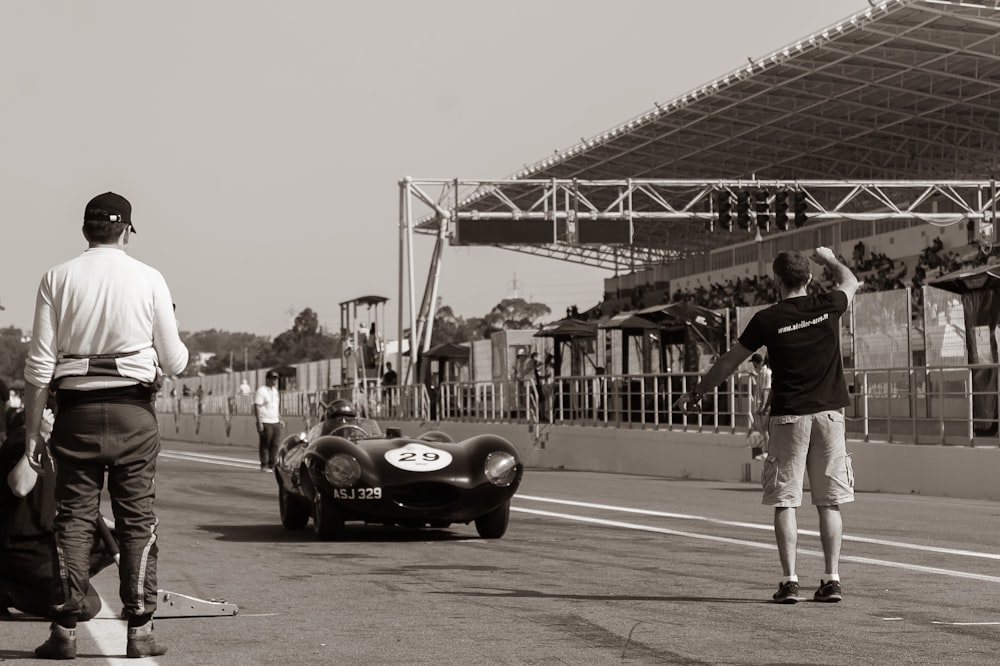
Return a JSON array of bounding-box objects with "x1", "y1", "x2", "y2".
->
[{"x1": 396, "y1": 176, "x2": 999, "y2": 379}]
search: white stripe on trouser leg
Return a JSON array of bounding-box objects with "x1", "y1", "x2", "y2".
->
[{"x1": 134, "y1": 519, "x2": 157, "y2": 616}]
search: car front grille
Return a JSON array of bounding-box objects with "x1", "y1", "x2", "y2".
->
[{"x1": 391, "y1": 482, "x2": 459, "y2": 509}]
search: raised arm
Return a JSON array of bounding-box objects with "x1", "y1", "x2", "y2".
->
[{"x1": 814, "y1": 246, "x2": 859, "y2": 303}]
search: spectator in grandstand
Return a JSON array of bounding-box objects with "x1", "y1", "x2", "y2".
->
[
  {"x1": 254, "y1": 370, "x2": 284, "y2": 472},
  {"x1": 238, "y1": 379, "x2": 252, "y2": 395},
  {"x1": 674, "y1": 247, "x2": 858, "y2": 605}
]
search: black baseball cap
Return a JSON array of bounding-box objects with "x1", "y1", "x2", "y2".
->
[{"x1": 84, "y1": 191, "x2": 136, "y2": 233}]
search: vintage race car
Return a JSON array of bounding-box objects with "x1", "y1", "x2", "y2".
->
[{"x1": 273, "y1": 400, "x2": 524, "y2": 540}]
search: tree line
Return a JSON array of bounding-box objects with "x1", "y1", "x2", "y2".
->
[{"x1": 0, "y1": 298, "x2": 552, "y2": 385}]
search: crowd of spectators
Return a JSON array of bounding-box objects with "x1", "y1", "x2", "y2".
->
[{"x1": 576, "y1": 238, "x2": 1000, "y2": 324}]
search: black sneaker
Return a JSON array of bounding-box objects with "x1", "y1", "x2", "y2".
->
[
  {"x1": 772, "y1": 580, "x2": 799, "y2": 604},
  {"x1": 814, "y1": 579, "x2": 843, "y2": 603}
]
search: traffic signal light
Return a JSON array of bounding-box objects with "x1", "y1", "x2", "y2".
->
[
  {"x1": 774, "y1": 190, "x2": 789, "y2": 230},
  {"x1": 793, "y1": 190, "x2": 808, "y2": 227},
  {"x1": 714, "y1": 190, "x2": 733, "y2": 232},
  {"x1": 736, "y1": 190, "x2": 752, "y2": 231},
  {"x1": 754, "y1": 189, "x2": 770, "y2": 232}
]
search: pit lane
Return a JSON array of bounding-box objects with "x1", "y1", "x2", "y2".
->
[{"x1": 3, "y1": 439, "x2": 998, "y2": 665}]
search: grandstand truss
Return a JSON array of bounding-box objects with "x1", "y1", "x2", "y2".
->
[{"x1": 394, "y1": 0, "x2": 1000, "y2": 377}]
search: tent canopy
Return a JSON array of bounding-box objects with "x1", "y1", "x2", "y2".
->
[
  {"x1": 927, "y1": 264, "x2": 1000, "y2": 294},
  {"x1": 598, "y1": 312, "x2": 658, "y2": 331},
  {"x1": 599, "y1": 302, "x2": 725, "y2": 334},
  {"x1": 421, "y1": 342, "x2": 471, "y2": 361},
  {"x1": 633, "y1": 302, "x2": 726, "y2": 332},
  {"x1": 534, "y1": 317, "x2": 598, "y2": 338}
]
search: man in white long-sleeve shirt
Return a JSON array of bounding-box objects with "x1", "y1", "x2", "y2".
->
[{"x1": 21, "y1": 191, "x2": 188, "y2": 660}]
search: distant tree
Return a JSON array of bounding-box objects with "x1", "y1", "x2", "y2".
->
[
  {"x1": 0, "y1": 326, "x2": 28, "y2": 385},
  {"x1": 270, "y1": 308, "x2": 339, "y2": 366},
  {"x1": 430, "y1": 305, "x2": 484, "y2": 347},
  {"x1": 481, "y1": 298, "x2": 551, "y2": 336},
  {"x1": 179, "y1": 329, "x2": 272, "y2": 377}
]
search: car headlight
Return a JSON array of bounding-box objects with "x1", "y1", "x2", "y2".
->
[
  {"x1": 484, "y1": 451, "x2": 518, "y2": 487},
  {"x1": 324, "y1": 453, "x2": 361, "y2": 488}
]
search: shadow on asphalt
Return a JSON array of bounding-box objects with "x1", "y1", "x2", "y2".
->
[
  {"x1": 198, "y1": 522, "x2": 483, "y2": 543},
  {"x1": 428, "y1": 588, "x2": 766, "y2": 603},
  {"x1": 0, "y1": 649, "x2": 38, "y2": 660}
]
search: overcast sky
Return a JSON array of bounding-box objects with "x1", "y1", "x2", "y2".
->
[{"x1": 0, "y1": 0, "x2": 867, "y2": 338}]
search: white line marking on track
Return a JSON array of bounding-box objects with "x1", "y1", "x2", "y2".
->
[
  {"x1": 517, "y1": 494, "x2": 1000, "y2": 561},
  {"x1": 85, "y1": 594, "x2": 161, "y2": 664},
  {"x1": 930, "y1": 621, "x2": 1000, "y2": 626},
  {"x1": 162, "y1": 450, "x2": 257, "y2": 464},
  {"x1": 512, "y1": 507, "x2": 1000, "y2": 583},
  {"x1": 160, "y1": 451, "x2": 258, "y2": 470},
  {"x1": 161, "y1": 454, "x2": 1000, "y2": 582}
]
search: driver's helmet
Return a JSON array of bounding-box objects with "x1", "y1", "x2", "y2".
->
[
  {"x1": 322, "y1": 399, "x2": 364, "y2": 439},
  {"x1": 325, "y1": 399, "x2": 358, "y2": 423}
]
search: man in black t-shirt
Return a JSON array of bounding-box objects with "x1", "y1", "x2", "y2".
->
[
  {"x1": 675, "y1": 247, "x2": 859, "y2": 605},
  {"x1": 382, "y1": 362, "x2": 398, "y2": 414}
]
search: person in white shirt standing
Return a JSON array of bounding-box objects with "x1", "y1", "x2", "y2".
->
[
  {"x1": 254, "y1": 371, "x2": 283, "y2": 471},
  {"x1": 748, "y1": 353, "x2": 772, "y2": 460},
  {"x1": 21, "y1": 191, "x2": 188, "y2": 659}
]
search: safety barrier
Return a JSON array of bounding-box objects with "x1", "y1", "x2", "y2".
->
[{"x1": 155, "y1": 363, "x2": 999, "y2": 447}]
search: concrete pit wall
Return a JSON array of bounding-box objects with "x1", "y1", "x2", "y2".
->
[{"x1": 158, "y1": 413, "x2": 1000, "y2": 502}]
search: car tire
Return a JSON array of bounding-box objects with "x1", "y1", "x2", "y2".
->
[
  {"x1": 474, "y1": 500, "x2": 510, "y2": 539},
  {"x1": 279, "y1": 486, "x2": 310, "y2": 530},
  {"x1": 313, "y1": 492, "x2": 345, "y2": 540}
]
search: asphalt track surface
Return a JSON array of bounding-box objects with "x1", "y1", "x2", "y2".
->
[{"x1": 2, "y1": 439, "x2": 998, "y2": 665}]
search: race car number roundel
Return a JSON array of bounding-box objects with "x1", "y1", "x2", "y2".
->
[{"x1": 385, "y1": 442, "x2": 453, "y2": 472}]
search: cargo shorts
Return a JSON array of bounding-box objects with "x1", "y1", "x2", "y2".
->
[{"x1": 761, "y1": 410, "x2": 854, "y2": 508}]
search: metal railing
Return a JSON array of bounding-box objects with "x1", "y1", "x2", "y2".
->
[{"x1": 155, "y1": 364, "x2": 1000, "y2": 447}]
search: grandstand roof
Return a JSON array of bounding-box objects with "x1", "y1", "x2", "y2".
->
[{"x1": 415, "y1": 0, "x2": 1000, "y2": 267}]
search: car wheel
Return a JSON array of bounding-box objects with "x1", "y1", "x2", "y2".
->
[
  {"x1": 278, "y1": 486, "x2": 309, "y2": 530},
  {"x1": 474, "y1": 500, "x2": 510, "y2": 539},
  {"x1": 313, "y1": 492, "x2": 345, "y2": 540}
]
